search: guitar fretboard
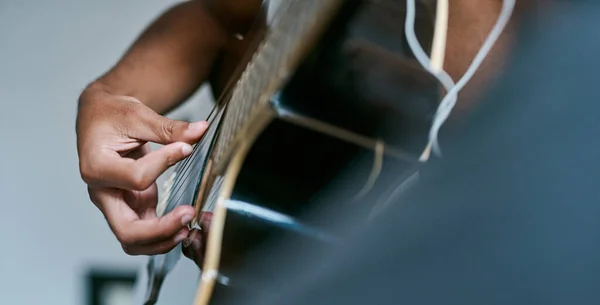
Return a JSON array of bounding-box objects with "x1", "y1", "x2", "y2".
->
[{"x1": 211, "y1": 0, "x2": 344, "y2": 170}]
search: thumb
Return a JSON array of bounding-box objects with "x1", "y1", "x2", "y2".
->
[{"x1": 134, "y1": 104, "x2": 208, "y2": 144}]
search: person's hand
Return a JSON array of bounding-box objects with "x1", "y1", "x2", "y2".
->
[
  {"x1": 182, "y1": 212, "x2": 211, "y2": 267},
  {"x1": 181, "y1": 212, "x2": 241, "y2": 269},
  {"x1": 76, "y1": 89, "x2": 208, "y2": 255}
]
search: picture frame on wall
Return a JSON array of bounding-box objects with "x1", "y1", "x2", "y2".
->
[{"x1": 86, "y1": 268, "x2": 137, "y2": 305}]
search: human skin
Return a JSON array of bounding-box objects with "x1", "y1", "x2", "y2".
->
[{"x1": 75, "y1": 0, "x2": 538, "y2": 263}]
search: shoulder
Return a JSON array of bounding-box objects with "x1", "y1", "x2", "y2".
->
[{"x1": 200, "y1": 0, "x2": 266, "y2": 34}]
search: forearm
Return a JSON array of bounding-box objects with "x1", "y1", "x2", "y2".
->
[{"x1": 84, "y1": 1, "x2": 227, "y2": 114}]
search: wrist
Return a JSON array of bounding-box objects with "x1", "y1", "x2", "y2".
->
[
  {"x1": 80, "y1": 80, "x2": 145, "y2": 108},
  {"x1": 86, "y1": 77, "x2": 179, "y2": 114},
  {"x1": 78, "y1": 81, "x2": 110, "y2": 109}
]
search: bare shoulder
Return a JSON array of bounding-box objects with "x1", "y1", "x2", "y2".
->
[
  {"x1": 198, "y1": 0, "x2": 268, "y2": 95},
  {"x1": 200, "y1": 0, "x2": 265, "y2": 34}
]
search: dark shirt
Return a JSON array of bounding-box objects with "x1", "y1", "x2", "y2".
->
[{"x1": 237, "y1": 2, "x2": 600, "y2": 305}]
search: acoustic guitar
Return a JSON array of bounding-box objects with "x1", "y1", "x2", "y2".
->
[{"x1": 144, "y1": 0, "x2": 440, "y2": 304}]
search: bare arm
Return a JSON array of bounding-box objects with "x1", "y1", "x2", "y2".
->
[{"x1": 84, "y1": 0, "x2": 228, "y2": 114}]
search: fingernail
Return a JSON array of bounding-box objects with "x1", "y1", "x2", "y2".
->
[
  {"x1": 181, "y1": 214, "x2": 194, "y2": 225},
  {"x1": 181, "y1": 143, "x2": 193, "y2": 155}
]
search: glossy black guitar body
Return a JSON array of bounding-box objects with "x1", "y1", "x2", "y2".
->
[{"x1": 183, "y1": 0, "x2": 441, "y2": 304}]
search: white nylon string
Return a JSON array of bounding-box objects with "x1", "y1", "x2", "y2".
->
[{"x1": 405, "y1": 0, "x2": 516, "y2": 159}]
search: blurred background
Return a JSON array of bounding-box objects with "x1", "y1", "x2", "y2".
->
[{"x1": 0, "y1": 1, "x2": 213, "y2": 304}]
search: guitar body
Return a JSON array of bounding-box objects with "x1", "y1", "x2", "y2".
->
[{"x1": 152, "y1": 0, "x2": 440, "y2": 304}]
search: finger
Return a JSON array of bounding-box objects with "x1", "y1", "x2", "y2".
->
[
  {"x1": 199, "y1": 212, "x2": 213, "y2": 231},
  {"x1": 123, "y1": 227, "x2": 190, "y2": 256},
  {"x1": 127, "y1": 143, "x2": 194, "y2": 189},
  {"x1": 89, "y1": 141, "x2": 193, "y2": 190},
  {"x1": 125, "y1": 143, "x2": 151, "y2": 160},
  {"x1": 182, "y1": 228, "x2": 205, "y2": 267},
  {"x1": 122, "y1": 182, "x2": 158, "y2": 216},
  {"x1": 90, "y1": 186, "x2": 195, "y2": 256},
  {"x1": 98, "y1": 189, "x2": 196, "y2": 247},
  {"x1": 132, "y1": 105, "x2": 209, "y2": 145},
  {"x1": 182, "y1": 212, "x2": 213, "y2": 266},
  {"x1": 88, "y1": 186, "x2": 139, "y2": 221},
  {"x1": 121, "y1": 205, "x2": 196, "y2": 246}
]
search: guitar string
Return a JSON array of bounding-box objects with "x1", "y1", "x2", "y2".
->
[
  {"x1": 163, "y1": 41, "x2": 256, "y2": 208},
  {"x1": 160, "y1": 36, "x2": 262, "y2": 212},
  {"x1": 166, "y1": 109, "x2": 226, "y2": 213},
  {"x1": 148, "y1": 8, "x2": 274, "y2": 305},
  {"x1": 114, "y1": 93, "x2": 205, "y2": 176},
  {"x1": 112, "y1": 94, "x2": 202, "y2": 204},
  {"x1": 161, "y1": 106, "x2": 223, "y2": 209},
  {"x1": 161, "y1": 104, "x2": 220, "y2": 193},
  {"x1": 161, "y1": 108, "x2": 217, "y2": 203},
  {"x1": 163, "y1": 132, "x2": 206, "y2": 200},
  {"x1": 162, "y1": 10, "x2": 272, "y2": 216},
  {"x1": 145, "y1": 104, "x2": 226, "y2": 304}
]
